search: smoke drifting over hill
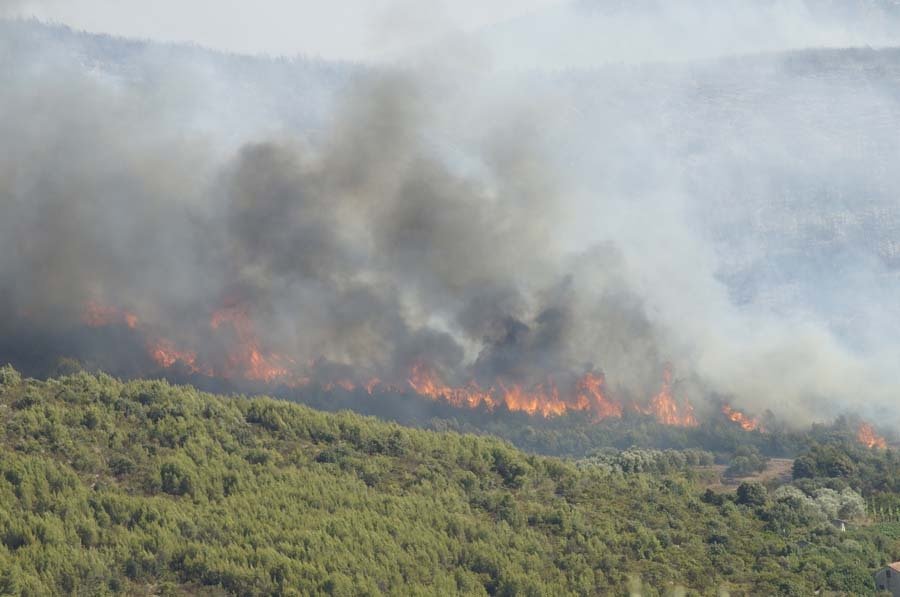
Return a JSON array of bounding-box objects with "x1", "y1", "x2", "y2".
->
[
  {"x1": 2, "y1": 10, "x2": 900, "y2": 426},
  {"x1": 487, "y1": 0, "x2": 900, "y2": 68}
]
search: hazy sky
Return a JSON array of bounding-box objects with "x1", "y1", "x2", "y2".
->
[{"x1": 5, "y1": 0, "x2": 564, "y2": 61}]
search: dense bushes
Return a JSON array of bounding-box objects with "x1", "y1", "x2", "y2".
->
[
  {"x1": 286, "y1": 383, "x2": 807, "y2": 459},
  {"x1": 577, "y1": 447, "x2": 714, "y2": 475},
  {"x1": 725, "y1": 445, "x2": 769, "y2": 478},
  {"x1": 0, "y1": 367, "x2": 896, "y2": 595}
]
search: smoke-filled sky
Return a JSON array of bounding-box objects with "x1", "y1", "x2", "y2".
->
[
  {"x1": 2, "y1": 2, "x2": 900, "y2": 426},
  {"x1": 1, "y1": 0, "x2": 563, "y2": 62},
  {"x1": 8, "y1": 0, "x2": 900, "y2": 67}
]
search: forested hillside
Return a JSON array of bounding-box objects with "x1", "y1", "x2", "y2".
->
[{"x1": 0, "y1": 365, "x2": 896, "y2": 595}]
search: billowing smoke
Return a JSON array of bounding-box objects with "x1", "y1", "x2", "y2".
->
[
  {"x1": 0, "y1": 28, "x2": 659, "y2": 410},
  {"x1": 2, "y1": 10, "x2": 900, "y2": 427}
]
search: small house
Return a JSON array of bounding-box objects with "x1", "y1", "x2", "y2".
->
[{"x1": 875, "y1": 562, "x2": 900, "y2": 596}]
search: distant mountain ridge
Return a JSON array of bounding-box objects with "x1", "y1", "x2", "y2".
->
[
  {"x1": 479, "y1": 0, "x2": 900, "y2": 68},
  {"x1": 0, "y1": 19, "x2": 359, "y2": 140}
]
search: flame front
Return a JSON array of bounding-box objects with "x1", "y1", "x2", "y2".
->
[
  {"x1": 322, "y1": 379, "x2": 357, "y2": 392},
  {"x1": 407, "y1": 362, "x2": 498, "y2": 410},
  {"x1": 499, "y1": 380, "x2": 570, "y2": 417},
  {"x1": 408, "y1": 363, "x2": 639, "y2": 421},
  {"x1": 721, "y1": 404, "x2": 762, "y2": 431},
  {"x1": 209, "y1": 306, "x2": 297, "y2": 384},
  {"x1": 364, "y1": 378, "x2": 382, "y2": 395},
  {"x1": 149, "y1": 339, "x2": 206, "y2": 375},
  {"x1": 640, "y1": 366, "x2": 698, "y2": 427},
  {"x1": 77, "y1": 300, "x2": 707, "y2": 427},
  {"x1": 857, "y1": 422, "x2": 887, "y2": 449},
  {"x1": 82, "y1": 300, "x2": 138, "y2": 329},
  {"x1": 575, "y1": 372, "x2": 623, "y2": 419}
]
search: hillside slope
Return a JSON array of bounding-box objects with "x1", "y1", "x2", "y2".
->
[{"x1": 0, "y1": 366, "x2": 894, "y2": 595}]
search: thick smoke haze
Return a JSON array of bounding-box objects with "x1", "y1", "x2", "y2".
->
[
  {"x1": 485, "y1": 0, "x2": 900, "y2": 68},
  {"x1": 0, "y1": 31, "x2": 612, "y2": 397},
  {"x1": 2, "y1": 7, "x2": 900, "y2": 426}
]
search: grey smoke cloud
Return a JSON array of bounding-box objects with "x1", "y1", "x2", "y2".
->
[
  {"x1": 0, "y1": 39, "x2": 590, "y2": 394},
  {"x1": 485, "y1": 0, "x2": 900, "y2": 68},
  {"x1": 3, "y1": 13, "x2": 900, "y2": 426}
]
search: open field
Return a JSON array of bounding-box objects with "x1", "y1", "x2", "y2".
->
[{"x1": 697, "y1": 458, "x2": 795, "y2": 492}]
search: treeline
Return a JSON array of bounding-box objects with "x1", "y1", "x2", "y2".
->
[
  {"x1": 6, "y1": 355, "x2": 867, "y2": 460},
  {"x1": 0, "y1": 365, "x2": 897, "y2": 595},
  {"x1": 577, "y1": 447, "x2": 715, "y2": 475},
  {"x1": 278, "y1": 383, "x2": 808, "y2": 458},
  {"x1": 793, "y1": 438, "x2": 900, "y2": 516}
]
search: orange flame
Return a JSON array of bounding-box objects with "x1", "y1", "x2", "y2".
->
[
  {"x1": 79, "y1": 301, "x2": 703, "y2": 426},
  {"x1": 149, "y1": 339, "x2": 205, "y2": 374},
  {"x1": 575, "y1": 372, "x2": 623, "y2": 420},
  {"x1": 210, "y1": 306, "x2": 297, "y2": 384},
  {"x1": 857, "y1": 422, "x2": 887, "y2": 449},
  {"x1": 499, "y1": 380, "x2": 571, "y2": 417},
  {"x1": 364, "y1": 378, "x2": 382, "y2": 394},
  {"x1": 82, "y1": 300, "x2": 138, "y2": 329},
  {"x1": 407, "y1": 361, "x2": 607, "y2": 417},
  {"x1": 404, "y1": 363, "x2": 680, "y2": 426},
  {"x1": 721, "y1": 404, "x2": 762, "y2": 431},
  {"x1": 322, "y1": 379, "x2": 356, "y2": 392},
  {"x1": 407, "y1": 362, "x2": 497, "y2": 410},
  {"x1": 641, "y1": 366, "x2": 698, "y2": 427}
]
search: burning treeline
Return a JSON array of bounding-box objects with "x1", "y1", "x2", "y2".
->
[
  {"x1": 0, "y1": 68, "x2": 698, "y2": 426},
  {"x1": 0, "y1": 54, "x2": 892, "y2": 443},
  {"x1": 42, "y1": 300, "x2": 895, "y2": 445},
  {"x1": 79, "y1": 299, "x2": 700, "y2": 426},
  {"x1": 857, "y1": 422, "x2": 888, "y2": 450}
]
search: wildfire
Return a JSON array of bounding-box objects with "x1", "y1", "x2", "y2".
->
[
  {"x1": 721, "y1": 404, "x2": 763, "y2": 431},
  {"x1": 575, "y1": 372, "x2": 623, "y2": 419},
  {"x1": 82, "y1": 300, "x2": 138, "y2": 329},
  {"x1": 406, "y1": 362, "x2": 619, "y2": 417},
  {"x1": 641, "y1": 366, "x2": 698, "y2": 427},
  {"x1": 149, "y1": 339, "x2": 205, "y2": 374},
  {"x1": 209, "y1": 306, "x2": 297, "y2": 384},
  {"x1": 403, "y1": 362, "x2": 703, "y2": 424},
  {"x1": 322, "y1": 379, "x2": 356, "y2": 392},
  {"x1": 407, "y1": 362, "x2": 497, "y2": 410},
  {"x1": 364, "y1": 378, "x2": 382, "y2": 395},
  {"x1": 499, "y1": 380, "x2": 571, "y2": 417},
  {"x1": 80, "y1": 299, "x2": 302, "y2": 385},
  {"x1": 77, "y1": 300, "x2": 707, "y2": 427},
  {"x1": 857, "y1": 422, "x2": 887, "y2": 449}
]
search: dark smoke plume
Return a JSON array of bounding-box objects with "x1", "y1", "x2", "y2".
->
[
  {"x1": 3, "y1": 17, "x2": 900, "y2": 427},
  {"x1": 0, "y1": 39, "x2": 668, "y2": 408}
]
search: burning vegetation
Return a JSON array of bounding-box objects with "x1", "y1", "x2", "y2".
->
[
  {"x1": 407, "y1": 364, "x2": 621, "y2": 420},
  {"x1": 73, "y1": 300, "x2": 714, "y2": 426},
  {"x1": 640, "y1": 366, "x2": 698, "y2": 428},
  {"x1": 721, "y1": 404, "x2": 763, "y2": 432},
  {"x1": 20, "y1": 298, "x2": 884, "y2": 440},
  {"x1": 857, "y1": 422, "x2": 887, "y2": 449},
  {"x1": 208, "y1": 305, "x2": 297, "y2": 384},
  {"x1": 4, "y1": 61, "x2": 894, "y2": 444},
  {"x1": 82, "y1": 301, "x2": 138, "y2": 330},
  {"x1": 148, "y1": 339, "x2": 204, "y2": 375},
  {"x1": 1, "y1": 63, "x2": 738, "y2": 440}
]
